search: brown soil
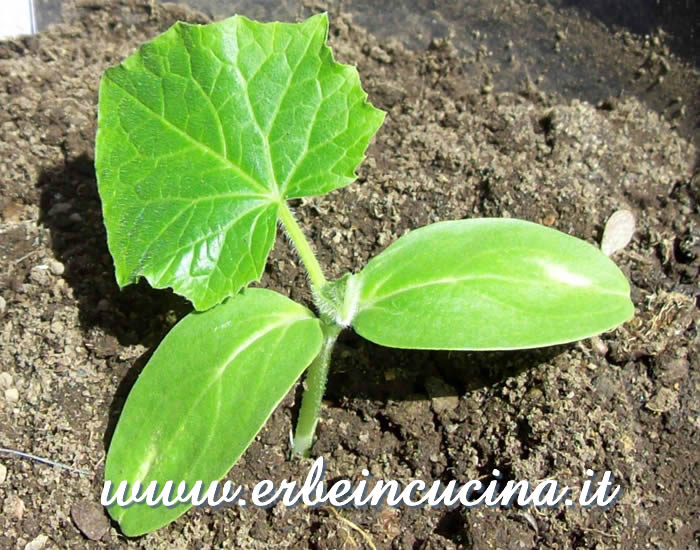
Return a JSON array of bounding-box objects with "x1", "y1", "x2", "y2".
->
[{"x1": 0, "y1": 1, "x2": 697, "y2": 549}]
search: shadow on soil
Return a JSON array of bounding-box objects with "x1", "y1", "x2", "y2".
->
[
  {"x1": 101, "y1": 345, "x2": 156, "y2": 454},
  {"x1": 326, "y1": 330, "x2": 567, "y2": 403},
  {"x1": 559, "y1": 0, "x2": 699, "y2": 66},
  {"x1": 37, "y1": 155, "x2": 191, "y2": 348},
  {"x1": 37, "y1": 156, "x2": 192, "y2": 452}
]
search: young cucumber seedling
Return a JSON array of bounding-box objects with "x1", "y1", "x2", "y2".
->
[{"x1": 95, "y1": 13, "x2": 633, "y2": 536}]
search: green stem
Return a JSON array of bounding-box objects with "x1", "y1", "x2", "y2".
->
[
  {"x1": 278, "y1": 200, "x2": 341, "y2": 455},
  {"x1": 278, "y1": 202, "x2": 327, "y2": 289},
  {"x1": 292, "y1": 321, "x2": 341, "y2": 456}
]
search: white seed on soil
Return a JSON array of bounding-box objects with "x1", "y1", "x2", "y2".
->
[
  {"x1": 601, "y1": 209, "x2": 636, "y2": 256},
  {"x1": 0, "y1": 295, "x2": 6, "y2": 315},
  {"x1": 0, "y1": 462, "x2": 6, "y2": 485}
]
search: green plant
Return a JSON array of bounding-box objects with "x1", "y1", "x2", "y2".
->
[{"x1": 95, "y1": 13, "x2": 633, "y2": 536}]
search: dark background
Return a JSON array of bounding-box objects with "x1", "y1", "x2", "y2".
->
[{"x1": 33, "y1": 0, "x2": 699, "y2": 65}]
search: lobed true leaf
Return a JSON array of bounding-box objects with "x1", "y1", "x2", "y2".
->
[{"x1": 95, "y1": 13, "x2": 384, "y2": 310}]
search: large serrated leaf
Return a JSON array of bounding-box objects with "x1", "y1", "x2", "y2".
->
[
  {"x1": 350, "y1": 219, "x2": 634, "y2": 350},
  {"x1": 96, "y1": 13, "x2": 384, "y2": 310},
  {"x1": 104, "y1": 288, "x2": 323, "y2": 536}
]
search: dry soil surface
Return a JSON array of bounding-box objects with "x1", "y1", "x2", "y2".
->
[{"x1": 0, "y1": 1, "x2": 697, "y2": 549}]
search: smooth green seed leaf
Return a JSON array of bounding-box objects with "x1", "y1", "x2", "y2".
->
[
  {"x1": 350, "y1": 219, "x2": 634, "y2": 350},
  {"x1": 96, "y1": 13, "x2": 384, "y2": 310},
  {"x1": 104, "y1": 288, "x2": 322, "y2": 536}
]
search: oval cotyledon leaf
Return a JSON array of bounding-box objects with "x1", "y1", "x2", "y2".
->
[
  {"x1": 347, "y1": 219, "x2": 634, "y2": 350},
  {"x1": 96, "y1": 13, "x2": 384, "y2": 310},
  {"x1": 104, "y1": 288, "x2": 323, "y2": 536}
]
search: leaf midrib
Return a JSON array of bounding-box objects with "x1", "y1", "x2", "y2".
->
[
  {"x1": 138, "y1": 312, "x2": 313, "y2": 483},
  {"x1": 358, "y1": 273, "x2": 629, "y2": 312},
  {"x1": 106, "y1": 74, "x2": 275, "y2": 199}
]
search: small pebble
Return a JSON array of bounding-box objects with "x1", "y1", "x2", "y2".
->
[
  {"x1": 542, "y1": 212, "x2": 557, "y2": 226},
  {"x1": 425, "y1": 376, "x2": 459, "y2": 413},
  {"x1": 48, "y1": 259, "x2": 65, "y2": 275},
  {"x1": 4, "y1": 387, "x2": 19, "y2": 403},
  {"x1": 24, "y1": 535, "x2": 48, "y2": 550},
  {"x1": 71, "y1": 500, "x2": 111, "y2": 541},
  {"x1": 0, "y1": 462, "x2": 7, "y2": 485}
]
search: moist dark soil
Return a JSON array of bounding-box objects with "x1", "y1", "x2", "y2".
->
[{"x1": 0, "y1": 1, "x2": 697, "y2": 549}]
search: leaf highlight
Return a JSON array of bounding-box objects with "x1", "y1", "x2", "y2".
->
[
  {"x1": 350, "y1": 219, "x2": 634, "y2": 350},
  {"x1": 104, "y1": 288, "x2": 323, "y2": 536}
]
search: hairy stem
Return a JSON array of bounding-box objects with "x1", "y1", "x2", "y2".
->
[
  {"x1": 278, "y1": 200, "x2": 342, "y2": 455},
  {"x1": 278, "y1": 202, "x2": 327, "y2": 290},
  {"x1": 292, "y1": 321, "x2": 341, "y2": 456}
]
